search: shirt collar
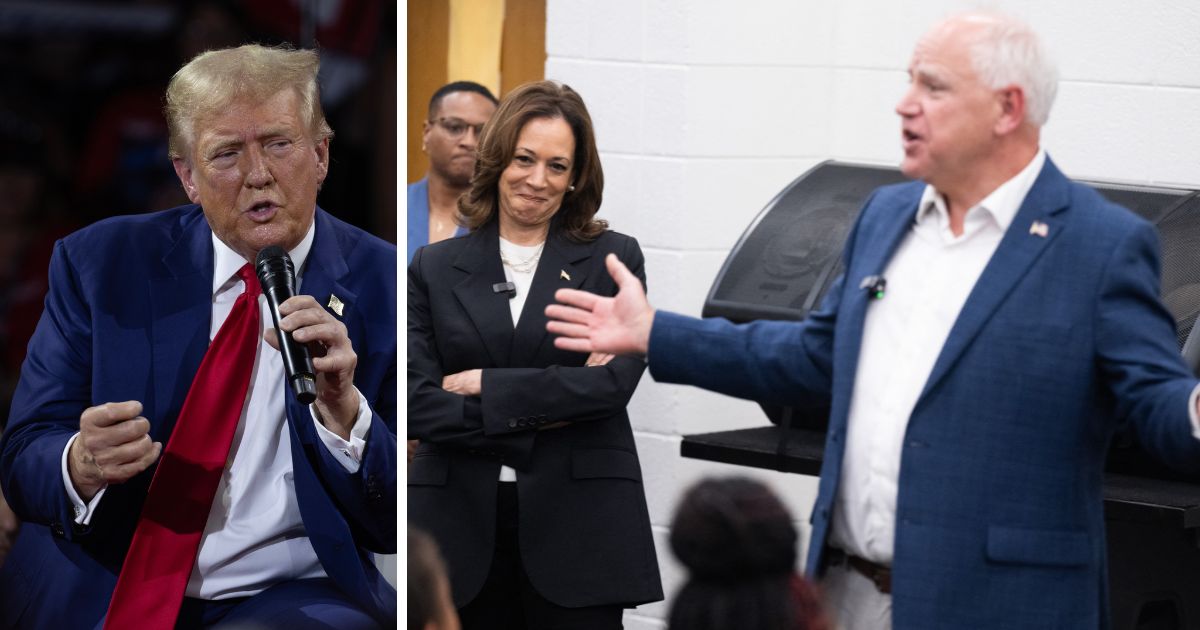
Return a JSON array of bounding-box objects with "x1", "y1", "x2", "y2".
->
[
  {"x1": 916, "y1": 148, "x2": 1047, "y2": 233},
  {"x1": 211, "y1": 219, "x2": 317, "y2": 296}
]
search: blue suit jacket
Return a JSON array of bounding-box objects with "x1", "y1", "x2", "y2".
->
[
  {"x1": 407, "y1": 177, "x2": 467, "y2": 265},
  {"x1": 649, "y1": 158, "x2": 1200, "y2": 629},
  {"x1": 0, "y1": 205, "x2": 398, "y2": 628}
]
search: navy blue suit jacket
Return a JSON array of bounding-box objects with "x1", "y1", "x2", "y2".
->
[
  {"x1": 649, "y1": 158, "x2": 1200, "y2": 629},
  {"x1": 0, "y1": 205, "x2": 398, "y2": 628}
]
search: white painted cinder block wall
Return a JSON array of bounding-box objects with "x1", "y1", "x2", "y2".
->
[{"x1": 544, "y1": 0, "x2": 1200, "y2": 628}]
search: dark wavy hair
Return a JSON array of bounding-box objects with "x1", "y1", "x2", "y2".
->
[
  {"x1": 457, "y1": 80, "x2": 607, "y2": 241},
  {"x1": 669, "y1": 477, "x2": 830, "y2": 630}
]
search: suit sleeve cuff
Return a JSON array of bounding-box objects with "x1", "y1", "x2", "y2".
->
[
  {"x1": 62, "y1": 433, "x2": 106, "y2": 525},
  {"x1": 647, "y1": 310, "x2": 694, "y2": 382},
  {"x1": 310, "y1": 388, "x2": 372, "y2": 473}
]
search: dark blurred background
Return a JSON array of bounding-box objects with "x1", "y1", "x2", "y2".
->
[{"x1": 0, "y1": 0, "x2": 398, "y2": 430}]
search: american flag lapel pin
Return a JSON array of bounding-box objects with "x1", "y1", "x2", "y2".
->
[
  {"x1": 327, "y1": 294, "x2": 345, "y2": 316},
  {"x1": 1029, "y1": 221, "x2": 1049, "y2": 238}
]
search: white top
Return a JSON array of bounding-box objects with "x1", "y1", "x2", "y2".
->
[
  {"x1": 496, "y1": 236, "x2": 544, "y2": 482},
  {"x1": 829, "y1": 150, "x2": 1047, "y2": 564},
  {"x1": 62, "y1": 220, "x2": 374, "y2": 599}
]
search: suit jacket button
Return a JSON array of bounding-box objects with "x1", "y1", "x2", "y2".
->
[{"x1": 507, "y1": 419, "x2": 518, "y2": 428}]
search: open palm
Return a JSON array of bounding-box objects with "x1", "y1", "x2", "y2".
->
[{"x1": 546, "y1": 254, "x2": 655, "y2": 356}]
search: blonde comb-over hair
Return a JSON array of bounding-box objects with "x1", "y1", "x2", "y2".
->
[{"x1": 165, "y1": 44, "x2": 334, "y2": 160}]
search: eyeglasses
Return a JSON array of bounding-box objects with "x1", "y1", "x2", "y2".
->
[{"x1": 431, "y1": 117, "x2": 485, "y2": 139}]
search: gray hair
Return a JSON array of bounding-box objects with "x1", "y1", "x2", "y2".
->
[
  {"x1": 963, "y1": 13, "x2": 1059, "y2": 127},
  {"x1": 164, "y1": 44, "x2": 334, "y2": 160}
]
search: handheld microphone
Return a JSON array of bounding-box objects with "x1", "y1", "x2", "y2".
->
[{"x1": 255, "y1": 246, "x2": 318, "y2": 404}]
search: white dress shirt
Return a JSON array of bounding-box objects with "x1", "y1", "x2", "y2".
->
[{"x1": 62, "y1": 220, "x2": 374, "y2": 600}]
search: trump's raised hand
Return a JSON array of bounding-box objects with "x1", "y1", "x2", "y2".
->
[{"x1": 546, "y1": 253, "x2": 654, "y2": 356}]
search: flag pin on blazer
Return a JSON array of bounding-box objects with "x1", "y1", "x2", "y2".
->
[
  {"x1": 327, "y1": 294, "x2": 345, "y2": 317},
  {"x1": 1029, "y1": 221, "x2": 1049, "y2": 238},
  {"x1": 560, "y1": 270, "x2": 571, "y2": 281}
]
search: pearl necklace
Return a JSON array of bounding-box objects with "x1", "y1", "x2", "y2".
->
[{"x1": 499, "y1": 241, "x2": 545, "y2": 274}]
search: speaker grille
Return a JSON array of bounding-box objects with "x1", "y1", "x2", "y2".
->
[
  {"x1": 704, "y1": 163, "x2": 909, "y2": 322},
  {"x1": 1091, "y1": 185, "x2": 1186, "y2": 223},
  {"x1": 1152, "y1": 195, "x2": 1200, "y2": 348}
]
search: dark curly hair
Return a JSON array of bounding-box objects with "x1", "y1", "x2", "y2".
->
[
  {"x1": 669, "y1": 476, "x2": 831, "y2": 630},
  {"x1": 457, "y1": 80, "x2": 607, "y2": 242}
]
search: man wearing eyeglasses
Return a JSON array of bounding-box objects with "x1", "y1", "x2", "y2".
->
[
  {"x1": 407, "y1": 82, "x2": 498, "y2": 464},
  {"x1": 408, "y1": 81, "x2": 498, "y2": 265}
]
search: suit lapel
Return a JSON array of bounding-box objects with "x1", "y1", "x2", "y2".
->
[
  {"x1": 833, "y1": 190, "x2": 923, "y2": 402},
  {"x1": 289, "y1": 210, "x2": 358, "y2": 445},
  {"x1": 918, "y1": 159, "x2": 1071, "y2": 402},
  {"x1": 510, "y1": 232, "x2": 589, "y2": 367},
  {"x1": 301, "y1": 209, "x2": 355, "y2": 329},
  {"x1": 150, "y1": 208, "x2": 214, "y2": 441},
  {"x1": 452, "y1": 221, "x2": 515, "y2": 367}
]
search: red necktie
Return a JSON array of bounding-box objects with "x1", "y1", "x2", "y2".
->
[{"x1": 105, "y1": 264, "x2": 262, "y2": 629}]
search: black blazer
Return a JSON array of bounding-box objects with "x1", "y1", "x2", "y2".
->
[{"x1": 407, "y1": 218, "x2": 663, "y2": 609}]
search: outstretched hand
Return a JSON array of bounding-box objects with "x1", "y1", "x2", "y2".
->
[{"x1": 545, "y1": 253, "x2": 655, "y2": 357}]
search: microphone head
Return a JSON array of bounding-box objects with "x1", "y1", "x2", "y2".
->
[
  {"x1": 255, "y1": 245, "x2": 295, "y2": 290},
  {"x1": 255, "y1": 244, "x2": 287, "y2": 266}
]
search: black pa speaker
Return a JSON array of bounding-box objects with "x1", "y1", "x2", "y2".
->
[{"x1": 700, "y1": 161, "x2": 909, "y2": 431}]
